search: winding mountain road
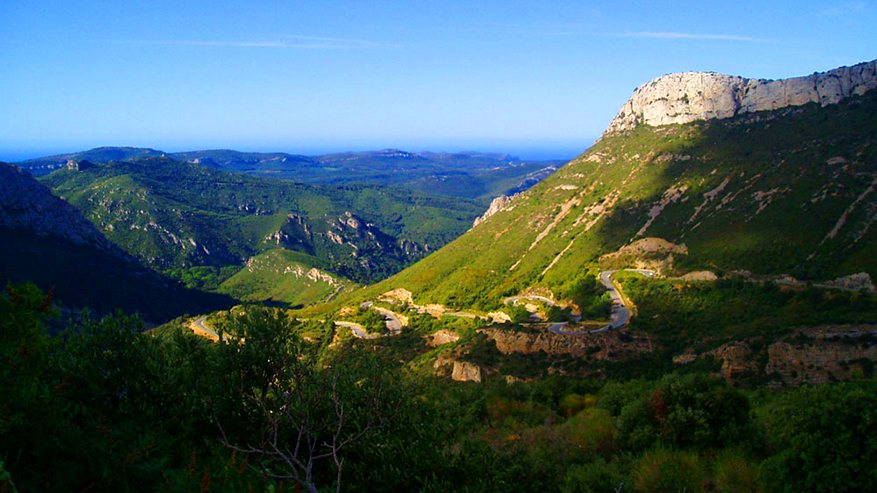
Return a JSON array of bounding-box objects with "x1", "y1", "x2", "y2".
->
[
  {"x1": 334, "y1": 305, "x2": 403, "y2": 339},
  {"x1": 335, "y1": 269, "x2": 654, "y2": 339},
  {"x1": 549, "y1": 269, "x2": 654, "y2": 335},
  {"x1": 192, "y1": 316, "x2": 220, "y2": 341}
]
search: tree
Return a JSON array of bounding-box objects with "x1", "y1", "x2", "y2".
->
[
  {"x1": 618, "y1": 374, "x2": 752, "y2": 451},
  {"x1": 762, "y1": 381, "x2": 877, "y2": 493},
  {"x1": 216, "y1": 306, "x2": 405, "y2": 493}
]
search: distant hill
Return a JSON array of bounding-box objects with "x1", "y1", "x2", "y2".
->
[
  {"x1": 18, "y1": 147, "x2": 563, "y2": 200},
  {"x1": 0, "y1": 163, "x2": 233, "y2": 325},
  {"x1": 39, "y1": 157, "x2": 483, "y2": 284},
  {"x1": 16, "y1": 146, "x2": 167, "y2": 175}
]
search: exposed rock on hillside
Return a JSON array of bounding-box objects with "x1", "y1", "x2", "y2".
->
[
  {"x1": 473, "y1": 194, "x2": 517, "y2": 228},
  {"x1": 481, "y1": 327, "x2": 653, "y2": 360},
  {"x1": 434, "y1": 356, "x2": 484, "y2": 382},
  {"x1": 602, "y1": 237, "x2": 688, "y2": 258},
  {"x1": 0, "y1": 163, "x2": 118, "y2": 253},
  {"x1": 600, "y1": 237, "x2": 688, "y2": 272},
  {"x1": 451, "y1": 360, "x2": 484, "y2": 382},
  {"x1": 825, "y1": 272, "x2": 876, "y2": 291},
  {"x1": 681, "y1": 325, "x2": 877, "y2": 387},
  {"x1": 607, "y1": 59, "x2": 877, "y2": 133},
  {"x1": 1, "y1": 162, "x2": 233, "y2": 324},
  {"x1": 426, "y1": 329, "x2": 460, "y2": 347},
  {"x1": 65, "y1": 159, "x2": 95, "y2": 171}
]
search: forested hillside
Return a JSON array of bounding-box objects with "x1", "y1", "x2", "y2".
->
[{"x1": 40, "y1": 157, "x2": 483, "y2": 284}]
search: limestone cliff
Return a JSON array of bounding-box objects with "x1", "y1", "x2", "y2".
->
[
  {"x1": 680, "y1": 325, "x2": 877, "y2": 387},
  {"x1": 472, "y1": 194, "x2": 516, "y2": 228},
  {"x1": 480, "y1": 327, "x2": 653, "y2": 360},
  {"x1": 606, "y1": 59, "x2": 877, "y2": 133}
]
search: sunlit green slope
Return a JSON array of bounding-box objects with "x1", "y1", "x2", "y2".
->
[
  {"x1": 40, "y1": 157, "x2": 483, "y2": 283},
  {"x1": 217, "y1": 250, "x2": 357, "y2": 307},
  {"x1": 371, "y1": 90, "x2": 877, "y2": 311}
]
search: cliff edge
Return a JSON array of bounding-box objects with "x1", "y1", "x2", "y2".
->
[{"x1": 606, "y1": 58, "x2": 877, "y2": 133}]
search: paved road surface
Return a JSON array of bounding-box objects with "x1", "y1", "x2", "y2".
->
[
  {"x1": 335, "y1": 305, "x2": 403, "y2": 339},
  {"x1": 193, "y1": 316, "x2": 220, "y2": 340},
  {"x1": 503, "y1": 295, "x2": 557, "y2": 307},
  {"x1": 334, "y1": 321, "x2": 379, "y2": 339},
  {"x1": 372, "y1": 307, "x2": 403, "y2": 335},
  {"x1": 550, "y1": 269, "x2": 654, "y2": 335}
]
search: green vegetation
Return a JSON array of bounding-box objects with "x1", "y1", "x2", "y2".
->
[
  {"x1": 22, "y1": 147, "x2": 562, "y2": 200},
  {"x1": 0, "y1": 226, "x2": 233, "y2": 325},
  {"x1": 4, "y1": 284, "x2": 875, "y2": 492},
  {"x1": 8, "y1": 68, "x2": 877, "y2": 493},
  {"x1": 216, "y1": 250, "x2": 356, "y2": 308},
  {"x1": 619, "y1": 274, "x2": 877, "y2": 352},
  {"x1": 40, "y1": 156, "x2": 484, "y2": 283},
  {"x1": 371, "y1": 90, "x2": 877, "y2": 314},
  {"x1": 164, "y1": 265, "x2": 240, "y2": 291}
]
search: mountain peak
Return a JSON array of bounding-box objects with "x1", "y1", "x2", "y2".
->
[{"x1": 605, "y1": 58, "x2": 877, "y2": 134}]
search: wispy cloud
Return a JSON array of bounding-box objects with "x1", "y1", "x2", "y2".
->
[
  {"x1": 109, "y1": 35, "x2": 401, "y2": 50},
  {"x1": 470, "y1": 23, "x2": 584, "y2": 36},
  {"x1": 820, "y1": 1, "x2": 868, "y2": 17},
  {"x1": 467, "y1": 24, "x2": 766, "y2": 43},
  {"x1": 619, "y1": 31, "x2": 768, "y2": 42}
]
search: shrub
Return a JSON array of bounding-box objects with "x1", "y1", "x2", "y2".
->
[
  {"x1": 713, "y1": 448, "x2": 763, "y2": 493},
  {"x1": 562, "y1": 457, "x2": 624, "y2": 493},
  {"x1": 566, "y1": 407, "x2": 618, "y2": 455},
  {"x1": 762, "y1": 381, "x2": 877, "y2": 493},
  {"x1": 618, "y1": 374, "x2": 752, "y2": 451},
  {"x1": 632, "y1": 447, "x2": 706, "y2": 493}
]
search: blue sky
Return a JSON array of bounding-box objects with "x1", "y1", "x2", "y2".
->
[{"x1": 1, "y1": 0, "x2": 875, "y2": 161}]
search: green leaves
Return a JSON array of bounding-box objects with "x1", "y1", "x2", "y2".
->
[{"x1": 762, "y1": 381, "x2": 877, "y2": 493}]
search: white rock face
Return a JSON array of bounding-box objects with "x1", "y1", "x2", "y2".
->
[
  {"x1": 472, "y1": 194, "x2": 516, "y2": 228},
  {"x1": 451, "y1": 360, "x2": 484, "y2": 383},
  {"x1": 606, "y1": 59, "x2": 877, "y2": 133}
]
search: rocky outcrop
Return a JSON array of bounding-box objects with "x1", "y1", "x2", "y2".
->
[
  {"x1": 606, "y1": 59, "x2": 877, "y2": 133},
  {"x1": 824, "y1": 272, "x2": 876, "y2": 291},
  {"x1": 472, "y1": 194, "x2": 516, "y2": 227},
  {"x1": 434, "y1": 356, "x2": 484, "y2": 382},
  {"x1": 426, "y1": 329, "x2": 460, "y2": 347},
  {"x1": 602, "y1": 237, "x2": 688, "y2": 258},
  {"x1": 600, "y1": 237, "x2": 687, "y2": 272},
  {"x1": 689, "y1": 325, "x2": 877, "y2": 386},
  {"x1": 0, "y1": 163, "x2": 118, "y2": 253},
  {"x1": 711, "y1": 343, "x2": 760, "y2": 384},
  {"x1": 451, "y1": 360, "x2": 484, "y2": 382},
  {"x1": 481, "y1": 327, "x2": 653, "y2": 360},
  {"x1": 65, "y1": 159, "x2": 95, "y2": 171}
]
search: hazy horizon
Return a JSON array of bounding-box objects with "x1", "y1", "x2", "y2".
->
[
  {"x1": 4, "y1": 1, "x2": 875, "y2": 162},
  {"x1": 1, "y1": 138, "x2": 592, "y2": 163}
]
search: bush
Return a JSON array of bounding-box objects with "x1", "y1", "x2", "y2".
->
[
  {"x1": 565, "y1": 407, "x2": 617, "y2": 455},
  {"x1": 562, "y1": 457, "x2": 624, "y2": 493},
  {"x1": 632, "y1": 447, "x2": 706, "y2": 493},
  {"x1": 618, "y1": 374, "x2": 752, "y2": 451},
  {"x1": 713, "y1": 448, "x2": 763, "y2": 493},
  {"x1": 762, "y1": 381, "x2": 877, "y2": 493}
]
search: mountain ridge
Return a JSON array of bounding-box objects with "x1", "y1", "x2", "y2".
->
[
  {"x1": 607, "y1": 58, "x2": 877, "y2": 133},
  {"x1": 1, "y1": 163, "x2": 120, "y2": 254},
  {"x1": 0, "y1": 162, "x2": 234, "y2": 324},
  {"x1": 39, "y1": 156, "x2": 484, "y2": 283},
  {"x1": 343, "y1": 59, "x2": 877, "y2": 317},
  {"x1": 16, "y1": 147, "x2": 563, "y2": 200}
]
